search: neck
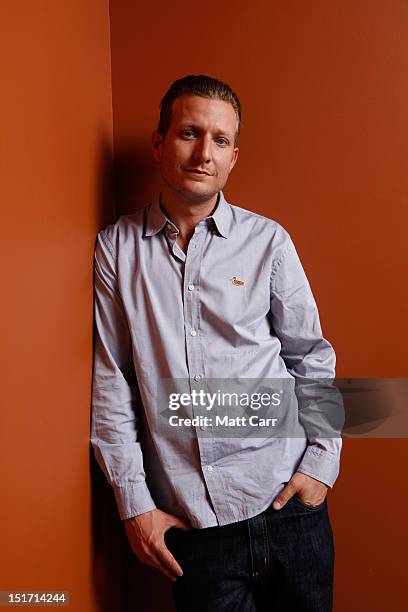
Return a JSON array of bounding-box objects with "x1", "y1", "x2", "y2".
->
[{"x1": 159, "y1": 188, "x2": 219, "y2": 238}]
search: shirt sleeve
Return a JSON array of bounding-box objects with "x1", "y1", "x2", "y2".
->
[
  {"x1": 90, "y1": 228, "x2": 157, "y2": 519},
  {"x1": 270, "y1": 229, "x2": 343, "y2": 488}
]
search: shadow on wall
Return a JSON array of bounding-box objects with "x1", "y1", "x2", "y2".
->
[
  {"x1": 113, "y1": 142, "x2": 161, "y2": 217},
  {"x1": 90, "y1": 140, "x2": 175, "y2": 612},
  {"x1": 90, "y1": 452, "x2": 175, "y2": 612},
  {"x1": 95, "y1": 133, "x2": 116, "y2": 230}
]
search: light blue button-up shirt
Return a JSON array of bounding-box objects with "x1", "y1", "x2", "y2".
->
[{"x1": 90, "y1": 191, "x2": 342, "y2": 528}]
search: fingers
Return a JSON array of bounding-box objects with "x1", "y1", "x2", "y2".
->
[
  {"x1": 272, "y1": 479, "x2": 297, "y2": 510},
  {"x1": 140, "y1": 553, "x2": 178, "y2": 582},
  {"x1": 128, "y1": 527, "x2": 184, "y2": 581},
  {"x1": 170, "y1": 516, "x2": 192, "y2": 531},
  {"x1": 124, "y1": 509, "x2": 190, "y2": 581},
  {"x1": 149, "y1": 551, "x2": 181, "y2": 582},
  {"x1": 132, "y1": 539, "x2": 183, "y2": 582},
  {"x1": 272, "y1": 473, "x2": 329, "y2": 510},
  {"x1": 156, "y1": 542, "x2": 184, "y2": 580}
]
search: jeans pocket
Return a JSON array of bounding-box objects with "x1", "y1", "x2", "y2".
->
[
  {"x1": 164, "y1": 527, "x2": 181, "y2": 550},
  {"x1": 292, "y1": 495, "x2": 326, "y2": 511}
]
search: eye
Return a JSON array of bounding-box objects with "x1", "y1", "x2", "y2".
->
[
  {"x1": 180, "y1": 130, "x2": 196, "y2": 139},
  {"x1": 215, "y1": 137, "x2": 229, "y2": 146}
]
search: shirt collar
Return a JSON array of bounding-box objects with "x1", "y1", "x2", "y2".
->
[
  {"x1": 144, "y1": 193, "x2": 168, "y2": 236},
  {"x1": 144, "y1": 191, "x2": 233, "y2": 239},
  {"x1": 210, "y1": 191, "x2": 232, "y2": 238}
]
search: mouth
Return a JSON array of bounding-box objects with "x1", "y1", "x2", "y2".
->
[{"x1": 184, "y1": 168, "x2": 212, "y2": 176}]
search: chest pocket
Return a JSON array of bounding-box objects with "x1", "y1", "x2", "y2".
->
[{"x1": 200, "y1": 266, "x2": 261, "y2": 328}]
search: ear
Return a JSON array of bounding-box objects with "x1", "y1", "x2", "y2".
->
[
  {"x1": 152, "y1": 130, "x2": 164, "y2": 161},
  {"x1": 229, "y1": 146, "x2": 239, "y2": 172}
]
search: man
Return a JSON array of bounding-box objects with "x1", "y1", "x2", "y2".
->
[{"x1": 91, "y1": 74, "x2": 342, "y2": 611}]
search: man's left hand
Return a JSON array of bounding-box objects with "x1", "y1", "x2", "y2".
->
[{"x1": 272, "y1": 472, "x2": 328, "y2": 510}]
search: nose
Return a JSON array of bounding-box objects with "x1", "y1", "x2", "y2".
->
[{"x1": 193, "y1": 136, "x2": 212, "y2": 164}]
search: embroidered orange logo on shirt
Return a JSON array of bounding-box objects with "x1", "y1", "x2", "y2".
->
[{"x1": 231, "y1": 276, "x2": 245, "y2": 286}]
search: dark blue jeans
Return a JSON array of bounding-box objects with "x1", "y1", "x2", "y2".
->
[{"x1": 165, "y1": 496, "x2": 334, "y2": 612}]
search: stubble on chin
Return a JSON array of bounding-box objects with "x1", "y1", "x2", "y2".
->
[{"x1": 162, "y1": 175, "x2": 221, "y2": 206}]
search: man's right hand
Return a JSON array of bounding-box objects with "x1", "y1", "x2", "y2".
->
[{"x1": 124, "y1": 508, "x2": 192, "y2": 581}]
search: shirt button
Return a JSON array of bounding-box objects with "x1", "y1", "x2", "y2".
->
[
  {"x1": 188, "y1": 284, "x2": 195, "y2": 291},
  {"x1": 194, "y1": 374, "x2": 201, "y2": 381},
  {"x1": 190, "y1": 330, "x2": 197, "y2": 337},
  {"x1": 207, "y1": 465, "x2": 213, "y2": 472}
]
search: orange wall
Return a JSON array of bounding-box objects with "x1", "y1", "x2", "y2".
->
[
  {"x1": 109, "y1": 1, "x2": 408, "y2": 610},
  {"x1": 0, "y1": 2, "x2": 113, "y2": 610}
]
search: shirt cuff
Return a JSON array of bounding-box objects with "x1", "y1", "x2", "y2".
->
[
  {"x1": 113, "y1": 482, "x2": 157, "y2": 520},
  {"x1": 296, "y1": 445, "x2": 340, "y2": 488}
]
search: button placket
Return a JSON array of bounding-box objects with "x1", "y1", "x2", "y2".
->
[
  {"x1": 165, "y1": 222, "x2": 186, "y2": 263},
  {"x1": 183, "y1": 226, "x2": 204, "y2": 393},
  {"x1": 183, "y1": 225, "x2": 217, "y2": 477}
]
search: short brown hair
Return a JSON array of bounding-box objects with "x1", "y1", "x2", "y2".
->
[{"x1": 158, "y1": 74, "x2": 242, "y2": 144}]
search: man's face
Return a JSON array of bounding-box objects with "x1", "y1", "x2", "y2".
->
[{"x1": 152, "y1": 94, "x2": 239, "y2": 204}]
